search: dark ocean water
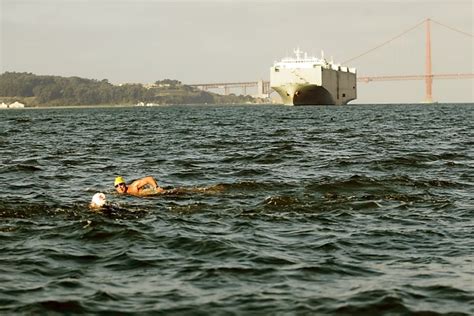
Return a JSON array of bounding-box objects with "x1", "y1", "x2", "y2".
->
[{"x1": 0, "y1": 104, "x2": 473, "y2": 315}]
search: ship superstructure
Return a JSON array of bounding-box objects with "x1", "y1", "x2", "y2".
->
[{"x1": 270, "y1": 48, "x2": 357, "y2": 105}]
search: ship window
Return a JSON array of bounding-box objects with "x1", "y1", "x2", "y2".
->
[{"x1": 342, "y1": 93, "x2": 346, "y2": 97}]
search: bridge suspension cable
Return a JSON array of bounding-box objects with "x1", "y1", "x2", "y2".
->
[
  {"x1": 342, "y1": 19, "x2": 426, "y2": 64},
  {"x1": 342, "y1": 18, "x2": 473, "y2": 65},
  {"x1": 431, "y1": 18, "x2": 473, "y2": 38}
]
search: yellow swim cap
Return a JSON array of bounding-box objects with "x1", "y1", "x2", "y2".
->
[{"x1": 114, "y1": 176, "x2": 125, "y2": 186}]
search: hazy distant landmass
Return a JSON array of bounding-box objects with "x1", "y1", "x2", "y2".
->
[{"x1": 0, "y1": 72, "x2": 259, "y2": 107}]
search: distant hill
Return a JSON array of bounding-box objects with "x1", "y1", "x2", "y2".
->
[{"x1": 0, "y1": 72, "x2": 259, "y2": 107}]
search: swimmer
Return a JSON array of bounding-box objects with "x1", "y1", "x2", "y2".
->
[
  {"x1": 90, "y1": 192, "x2": 107, "y2": 209},
  {"x1": 114, "y1": 176, "x2": 165, "y2": 197},
  {"x1": 89, "y1": 192, "x2": 130, "y2": 216}
]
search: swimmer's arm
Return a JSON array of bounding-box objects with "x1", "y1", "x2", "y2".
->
[{"x1": 132, "y1": 176, "x2": 164, "y2": 192}]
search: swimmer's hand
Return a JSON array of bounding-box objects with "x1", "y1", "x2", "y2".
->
[{"x1": 154, "y1": 186, "x2": 165, "y2": 193}]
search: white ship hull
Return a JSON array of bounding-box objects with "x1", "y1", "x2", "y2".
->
[{"x1": 270, "y1": 50, "x2": 357, "y2": 106}]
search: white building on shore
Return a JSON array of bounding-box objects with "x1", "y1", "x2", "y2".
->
[{"x1": 7, "y1": 101, "x2": 26, "y2": 108}]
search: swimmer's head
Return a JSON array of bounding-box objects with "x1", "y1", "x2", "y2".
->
[
  {"x1": 114, "y1": 176, "x2": 127, "y2": 193},
  {"x1": 90, "y1": 192, "x2": 106, "y2": 208}
]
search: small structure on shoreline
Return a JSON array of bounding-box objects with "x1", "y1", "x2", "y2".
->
[{"x1": 0, "y1": 101, "x2": 26, "y2": 109}]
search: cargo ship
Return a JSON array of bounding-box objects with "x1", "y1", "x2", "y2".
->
[{"x1": 270, "y1": 48, "x2": 357, "y2": 105}]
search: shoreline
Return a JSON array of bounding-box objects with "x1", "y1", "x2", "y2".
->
[
  {"x1": 0, "y1": 102, "x2": 271, "y2": 109},
  {"x1": 0, "y1": 102, "x2": 473, "y2": 110}
]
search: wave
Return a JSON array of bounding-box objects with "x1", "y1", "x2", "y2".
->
[
  {"x1": 373, "y1": 152, "x2": 471, "y2": 169},
  {"x1": 0, "y1": 163, "x2": 43, "y2": 172},
  {"x1": 14, "y1": 300, "x2": 85, "y2": 314},
  {"x1": 326, "y1": 287, "x2": 473, "y2": 315},
  {"x1": 306, "y1": 174, "x2": 466, "y2": 194}
]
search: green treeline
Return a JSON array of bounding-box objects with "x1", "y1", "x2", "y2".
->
[{"x1": 0, "y1": 72, "x2": 256, "y2": 106}]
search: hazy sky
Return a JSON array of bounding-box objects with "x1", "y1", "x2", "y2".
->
[{"x1": 1, "y1": 0, "x2": 473, "y2": 103}]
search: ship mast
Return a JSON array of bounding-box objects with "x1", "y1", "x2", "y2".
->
[{"x1": 294, "y1": 48, "x2": 302, "y2": 60}]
